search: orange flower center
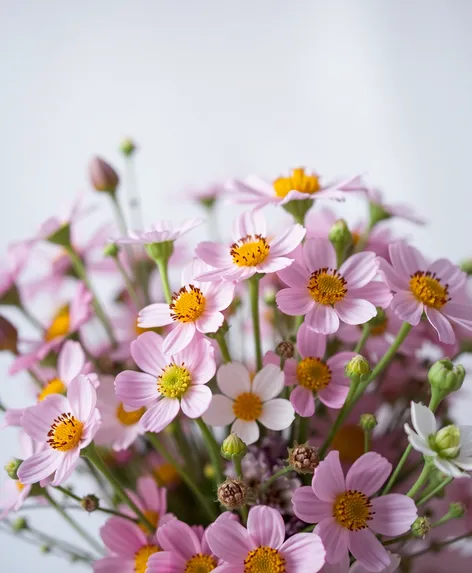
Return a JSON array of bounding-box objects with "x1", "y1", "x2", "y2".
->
[
  {"x1": 333, "y1": 490, "x2": 373, "y2": 531},
  {"x1": 296, "y1": 357, "x2": 332, "y2": 391},
  {"x1": 244, "y1": 546, "x2": 286, "y2": 572},
  {"x1": 231, "y1": 235, "x2": 270, "y2": 267},
  {"x1": 134, "y1": 545, "x2": 160, "y2": 573},
  {"x1": 185, "y1": 554, "x2": 217, "y2": 573},
  {"x1": 47, "y1": 413, "x2": 83, "y2": 451},
  {"x1": 273, "y1": 167, "x2": 321, "y2": 199},
  {"x1": 409, "y1": 271, "x2": 449, "y2": 309},
  {"x1": 38, "y1": 378, "x2": 67, "y2": 402},
  {"x1": 170, "y1": 286, "x2": 206, "y2": 323},
  {"x1": 44, "y1": 305, "x2": 70, "y2": 341},
  {"x1": 331, "y1": 424, "x2": 365, "y2": 464},
  {"x1": 307, "y1": 268, "x2": 347, "y2": 305},
  {"x1": 116, "y1": 402, "x2": 146, "y2": 426},
  {"x1": 233, "y1": 392, "x2": 262, "y2": 422}
]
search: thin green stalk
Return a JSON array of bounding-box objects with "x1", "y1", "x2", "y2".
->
[
  {"x1": 113, "y1": 254, "x2": 141, "y2": 309},
  {"x1": 382, "y1": 532, "x2": 411, "y2": 546},
  {"x1": 146, "y1": 432, "x2": 217, "y2": 520},
  {"x1": 43, "y1": 490, "x2": 103, "y2": 555},
  {"x1": 382, "y1": 445, "x2": 413, "y2": 495},
  {"x1": 84, "y1": 457, "x2": 114, "y2": 507},
  {"x1": 259, "y1": 466, "x2": 293, "y2": 493},
  {"x1": 156, "y1": 258, "x2": 172, "y2": 304},
  {"x1": 195, "y1": 418, "x2": 224, "y2": 485},
  {"x1": 432, "y1": 509, "x2": 462, "y2": 528},
  {"x1": 407, "y1": 531, "x2": 472, "y2": 558},
  {"x1": 248, "y1": 276, "x2": 263, "y2": 370},
  {"x1": 364, "y1": 429, "x2": 371, "y2": 453},
  {"x1": 297, "y1": 416, "x2": 309, "y2": 445},
  {"x1": 82, "y1": 442, "x2": 154, "y2": 532},
  {"x1": 233, "y1": 456, "x2": 248, "y2": 524},
  {"x1": 418, "y1": 476, "x2": 453, "y2": 505},
  {"x1": 214, "y1": 329, "x2": 232, "y2": 362},
  {"x1": 19, "y1": 306, "x2": 44, "y2": 331},
  {"x1": 406, "y1": 463, "x2": 432, "y2": 498},
  {"x1": 354, "y1": 324, "x2": 371, "y2": 353}
]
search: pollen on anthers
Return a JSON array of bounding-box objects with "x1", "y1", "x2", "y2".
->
[
  {"x1": 170, "y1": 285, "x2": 206, "y2": 323},
  {"x1": 47, "y1": 412, "x2": 84, "y2": 452},
  {"x1": 409, "y1": 270, "x2": 450, "y2": 310},
  {"x1": 333, "y1": 489, "x2": 375, "y2": 531},
  {"x1": 307, "y1": 267, "x2": 348, "y2": 305},
  {"x1": 230, "y1": 234, "x2": 270, "y2": 267}
]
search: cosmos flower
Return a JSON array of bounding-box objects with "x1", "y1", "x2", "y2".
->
[{"x1": 114, "y1": 219, "x2": 202, "y2": 246}]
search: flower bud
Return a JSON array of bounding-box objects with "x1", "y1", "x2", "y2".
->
[
  {"x1": 221, "y1": 433, "x2": 248, "y2": 461},
  {"x1": 288, "y1": 443, "x2": 320, "y2": 474},
  {"x1": 359, "y1": 413, "x2": 378, "y2": 432},
  {"x1": 120, "y1": 138, "x2": 137, "y2": 157},
  {"x1": 430, "y1": 425, "x2": 461, "y2": 458},
  {"x1": 411, "y1": 516, "x2": 431, "y2": 538},
  {"x1": 145, "y1": 240, "x2": 174, "y2": 262},
  {"x1": 40, "y1": 545, "x2": 51, "y2": 554},
  {"x1": 345, "y1": 355, "x2": 371, "y2": 382},
  {"x1": 0, "y1": 316, "x2": 18, "y2": 353},
  {"x1": 448, "y1": 502, "x2": 466, "y2": 519},
  {"x1": 81, "y1": 494, "x2": 99, "y2": 513},
  {"x1": 369, "y1": 201, "x2": 391, "y2": 227},
  {"x1": 428, "y1": 358, "x2": 465, "y2": 396},
  {"x1": 203, "y1": 463, "x2": 215, "y2": 480},
  {"x1": 89, "y1": 156, "x2": 119, "y2": 194},
  {"x1": 46, "y1": 223, "x2": 71, "y2": 247},
  {"x1": 329, "y1": 219, "x2": 353, "y2": 257},
  {"x1": 275, "y1": 341, "x2": 295, "y2": 360},
  {"x1": 104, "y1": 243, "x2": 120, "y2": 258},
  {"x1": 12, "y1": 517, "x2": 28, "y2": 532},
  {"x1": 4, "y1": 458, "x2": 22, "y2": 480},
  {"x1": 217, "y1": 478, "x2": 247, "y2": 510}
]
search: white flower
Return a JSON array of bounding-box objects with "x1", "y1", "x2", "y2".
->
[
  {"x1": 404, "y1": 401, "x2": 472, "y2": 478},
  {"x1": 202, "y1": 363, "x2": 294, "y2": 445}
]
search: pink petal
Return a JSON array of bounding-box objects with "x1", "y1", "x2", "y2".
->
[
  {"x1": 281, "y1": 532, "x2": 326, "y2": 573},
  {"x1": 157, "y1": 519, "x2": 202, "y2": 560},
  {"x1": 370, "y1": 494, "x2": 417, "y2": 536},
  {"x1": 347, "y1": 529, "x2": 390, "y2": 573},
  {"x1": 206, "y1": 517, "x2": 254, "y2": 563},
  {"x1": 389, "y1": 242, "x2": 426, "y2": 277},
  {"x1": 259, "y1": 399, "x2": 294, "y2": 431},
  {"x1": 303, "y1": 239, "x2": 337, "y2": 271},
  {"x1": 247, "y1": 506, "x2": 285, "y2": 549},
  {"x1": 334, "y1": 299, "x2": 377, "y2": 326},
  {"x1": 297, "y1": 323, "x2": 326, "y2": 358},
  {"x1": 312, "y1": 451, "x2": 345, "y2": 501},
  {"x1": 256, "y1": 256, "x2": 294, "y2": 274},
  {"x1": 163, "y1": 322, "x2": 196, "y2": 354},
  {"x1": 233, "y1": 210, "x2": 267, "y2": 239},
  {"x1": 306, "y1": 304, "x2": 340, "y2": 334},
  {"x1": 346, "y1": 452, "x2": 392, "y2": 496},
  {"x1": 284, "y1": 358, "x2": 298, "y2": 386},
  {"x1": 277, "y1": 262, "x2": 310, "y2": 288},
  {"x1": 180, "y1": 385, "x2": 212, "y2": 418},
  {"x1": 146, "y1": 552, "x2": 183, "y2": 573},
  {"x1": 115, "y1": 371, "x2": 158, "y2": 409},
  {"x1": 21, "y1": 395, "x2": 68, "y2": 442},
  {"x1": 204, "y1": 282, "x2": 235, "y2": 312},
  {"x1": 377, "y1": 258, "x2": 409, "y2": 292},
  {"x1": 339, "y1": 252, "x2": 378, "y2": 288},
  {"x1": 141, "y1": 398, "x2": 180, "y2": 433},
  {"x1": 17, "y1": 449, "x2": 61, "y2": 485},
  {"x1": 196, "y1": 311, "x2": 224, "y2": 333},
  {"x1": 181, "y1": 338, "x2": 215, "y2": 383},
  {"x1": 68, "y1": 375, "x2": 96, "y2": 421},
  {"x1": 317, "y1": 383, "x2": 349, "y2": 409},
  {"x1": 270, "y1": 224, "x2": 306, "y2": 257},
  {"x1": 315, "y1": 517, "x2": 348, "y2": 565},
  {"x1": 100, "y1": 517, "x2": 147, "y2": 557},
  {"x1": 290, "y1": 386, "x2": 315, "y2": 417},
  {"x1": 202, "y1": 395, "x2": 235, "y2": 426},
  {"x1": 138, "y1": 303, "x2": 173, "y2": 328},
  {"x1": 390, "y1": 292, "x2": 423, "y2": 325},
  {"x1": 131, "y1": 332, "x2": 167, "y2": 376},
  {"x1": 196, "y1": 241, "x2": 232, "y2": 267},
  {"x1": 276, "y1": 288, "x2": 314, "y2": 316},
  {"x1": 427, "y1": 258, "x2": 465, "y2": 290},
  {"x1": 292, "y1": 486, "x2": 332, "y2": 524},
  {"x1": 231, "y1": 419, "x2": 259, "y2": 445},
  {"x1": 93, "y1": 557, "x2": 135, "y2": 573},
  {"x1": 217, "y1": 362, "x2": 251, "y2": 397},
  {"x1": 51, "y1": 450, "x2": 80, "y2": 486},
  {"x1": 347, "y1": 282, "x2": 393, "y2": 309},
  {"x1": 443, "y1": 301, "x2": 472, "y2": 328},
  {"x1": 252, "y1": 364, "x2": 284, "y2": 401},
  {"x1": 57, "y1": 340, "x2": 85, "y2": 383},
  {"x1": 425, "y1": 308, "x2": 455, "y2": 344}
]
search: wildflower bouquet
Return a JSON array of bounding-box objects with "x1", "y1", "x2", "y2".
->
[{"x1": 2, "y1": 144, "x2": 472, "y2": 573}]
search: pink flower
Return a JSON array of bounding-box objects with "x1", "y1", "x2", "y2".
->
[
  {"x1": 276, "y1": 238, "x2": 392, "y2": 334},
  {"x1": 292, "y1": 451, "x2": 417, "y2": 572},
  {"x1": 202, "y1": 362, "x2": 294, "y2": 445},
  {"x1": 321, "y1": 552, "x2": 400, "y2": 573},
  {"x1": 378, "y1": 242, "x2": 472, "y2": 344},
  {"x1": 115, "y1": 332, "x2": 215, "y2": 433},
  {"x1": 138, "y1": 261, "x2": 234, "y2": 354},
  {"x1": 264, "y1": 324, "x2": 355, "y2": 416},
  {"x1": 195, "y1": 210, "x2": 305, "y2": 282},
  {"x1": 114, "y1": 218, "x2": 202, "y2": 246},
  {"x1": 120, "y1": 476, "x2": 174, "y2": 531},
  {"x1": 93, "y1": 517, "x2": 160, "y2": 573},
  {"x1": 18, "y1": 375, "x2": 101, "y2": 486},
  {"x1": 0, "y1": 241, "x2": 32, "y2": 299},
  {"x1": 367, "y1": 188, "x2": 425, "y2": 225},
  {"x1": 36, "y1": 193, "x2": 93, "y2": 242},
  {"x1": 226, "y1": 167, "x2": 365, "y2": 209},
  {"x1": 206, "y1": 505, "x2": 325, "y2": 572},
  {"x1": 147, "y1": 518, "x2": 219, "y2": 572}
]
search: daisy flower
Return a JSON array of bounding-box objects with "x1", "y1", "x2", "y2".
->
[
  {"x1": 147, "y1": 518, "x2": 220, "y2": 572},
  {"x1": 264, "y1": 324, "x2": 355, "y2": 416},
  {"x1": 202, "y1": 362, "x2": 294, "y2": 445},
  {"x1": 17, "y1": 375, "x2": 101, "y2": 486},
  {"x1": 226, "y1": 167, "x2": 365, "y2": 209},
  {"x1": 195, "y1": 210, "x2": 305, "y2": 282},
  {"x1": 378, "y1": 242, "x2": 472, "y2": 344},
  {"x1": 206, "y1": 505, "x2": 326, "y2": 573},
  {"x1": 404, "y1": 401, "x2": 472, "y2": 478},
  {"x1": 115, "y1": 332, "x2": 215, "y2": 434},
  {"x1": 138, "y1": 260, "x2": 234, "y2": 354},
  {"x1": 93, "y1": 517, "x2": 161, "y2": 573},
  {"x1": 276, "y1": 238, "x2": 392, "y2": 335},
  {"x1": 114, "y1": 218, "x2": 202, "y2": 246},
  {"x1": 120, "y1": 476, "x2": 174, "y2": 532},
  {"x1": 321, "y1": 551, "x2": 400, "y2": 573},
  {"x1": 292, "y1": 451, "x2": 417, "y2": 572}
]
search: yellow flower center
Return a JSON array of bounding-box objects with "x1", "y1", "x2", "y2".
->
[
  {"x1": 116, "y1": 402, "x2": 146, "y2": 426},
  {"x1": 273, "y1": 167, "x2": 321, "y2": 199},
  {"x1": 233, "y1": 392, "x2": 262, "y2": 422},
  {"x1": 134, "y1": 545, "x2": 160, "y2": 573},
  {"x1": 307, "y1": 269, "x2": 347, "y2": 305},
  {"x1": 152, "y1": 462, "x2": 181, "y2": 487},
  {"x1": 296, "y1": 357, "x2": 332, "y2": 391},
  {"x1": 409, "y1": 271, "x2": 449, "y2": 309},
  {"x1": 44, "y1": 305, "x2": 70, "y2": 341},
  {"x1": 158, "y1": 364, "x2": 191, "y2": 399},
  {"x1": 230, "y1": 235, "x2": 270, "y2": 267},
  {"x1": 370, "y1": 319, "x2": 388, "y2": 337},
  {"x1": 244, "y1": 546, "x2": 286, "y2": 572},
  {"x1": 185, "y1": 554, "x2": 217, "y2": 573},
  {"x1": 138, "y1": 510, "x2": 160, "y2": 533},
  {"x1": 351, "y1": 231, "x2": 361, "y2": 246},
  {"x1": 170, "y1": 286, "x2": 206, "y2": 323},
  {"x1": 331, "y1": 424, "x2": 365, "y2": 464},
  {"x1": 333, "y1": 490, "x2": 373, "y2": 531},
  {"x1": 38, "y1": 378, "x2": 67, "y2": 402},
  {"x1": 47, "y1": 413, "x2": 83, "y2": 452},
  {"x1": 16, "y1": 480, "x2": 25, "y2": 492}
]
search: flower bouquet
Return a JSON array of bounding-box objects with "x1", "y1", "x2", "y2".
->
[{"x1": 1, "y1": 144, "x2": 472, "y2": 573}]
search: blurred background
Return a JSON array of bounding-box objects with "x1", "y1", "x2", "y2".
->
[{"x1": 1, "y1": 1, "x2": 472, "y2": 570}]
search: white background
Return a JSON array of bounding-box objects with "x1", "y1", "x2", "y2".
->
[{"x1": 1, "y1": 1, "x2": 472, "y2": 571}]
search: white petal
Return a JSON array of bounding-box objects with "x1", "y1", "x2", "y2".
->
[
  {"x1": 410, "y1": 401, "x2": 436, "y2": 439},
  {"x1": 231, "y1": 419, "x2": 259, "y2": 445},
  {"x1": 216, "y1": 362, "x2": 251, "y2": 398},
  {"x1": 259, "y1": 399, "x2": 295, "y2": 431},
  {"x1": 252, "y1": 363, "x2": 285, "y2": 401},
  {"x1": 202, "y1": 395, "x2": 235, "y2": 426}
]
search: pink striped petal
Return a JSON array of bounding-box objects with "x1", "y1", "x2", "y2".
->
[
  {"x1": 196, "y1": 311, "x2": 224, "y2": 333},
  {"x1": 347, "y1": 529, "x2": 390, "y2": 573},
  {"x1": 252, "y1": 364, "x2": 284, "y2": 401},
  {"x1": 290, "y1": 386, "x2": 315, "y2": 417},
  {"x1": 427, "y1": 258, "x2": 465, "y2": 290},
  {"x1": 206, "y1": 516, "x2": 254, "y2": 563},
  {"x1": 377, "y1": 258, "x2": 409, "y2": 292},
  {"x1": 281, "y1": 532, "x2": 326, "y2": 573},
  {"x1": 312, "y1": 451, "x2": 345, "y2": 501},
  {"x1": 247, "y1": 506, "x2": 285, "y2": 549},
  {"x1": 292, "y1": 486, "x2": 332, "y2": 524},
  {"x1": 389, "y1": 242, "x2": 426, "y2": 277},
  {"x1": 425, "y1": 308, "x2": 455, "y2": 344},
  {"x1": 138, "y1": 303, "x2": 173, "y2": 328},
  {"x1": 157, "y1": 519, "x2": 202, "y2": 560},
  {"x1": 18, "y1": 449, "x2": 61, "y2": 485},
  {"x1": 303, "y1": 239, "x2": 336, "y2": 271},
  {"x1": 68, "y1": 375, "x2": 96, "y2": 421},
  {"x1": 204, "y1": 282, "x2": 235, "y2": 312},
  {"x1": 277, "y1": 262, "x2": 310, "y2": 288},
  {"x1": 297, "y1": 323, "x2": 326, "y2": 358},
  {"x1": 256, "y1": 257, "x2": 294, "y2": 274},
  {"x1": 141, "y1": 398, "x2": 180, "y2": 433},
  {"x1": 390, "y1": 292, "x2": 423, "y2": 325},
  {"x1": 180, "y1": 385, "x2": 212, "y2": 418},
  {"x1": 51, "y1": 450, "x2": 80, "y2": 485},
  {"x1": 370, "y1": 494, "x2": 417, "y2": 536},
  {"x1": 306, "y1": 304, "x2": 340, "y2": 334},
  {"x1": 196, "y1": 241, "x2": 232, "y2": 267},
  {"x1": 100, "y1": 517, "x2": 147, "y2": 557},
  {"x1": 339, "y1": 252, "x2": 378, "y2": 288},
  {"x1": 57, "y1": 341, "x2": 85, "y2": 384},
  {"x1": 93, "y1": 557, "x2": 135, "y2": 573},
  {"x1": 270, "y1": 224, "x2": 306, "y2": 257},
  {"x1": 347, "y1": 282, "x2": 393, "y2": 309},
  {"x1": 334, "y1": 299, "x2": 377, "y2": 326},
  {"x1": 317, "y1": 383, "x2": 349, "y2": 409},
  {"x1": 115, "y1": 371, "x2": 158, "y2": 409},
  {"x1": 163, "y1": 322, "x2": 196, "y2": 354},
  {"x1": 346, "y1": 452, "x2": 391, "y2": 496},
  {"x1": 142, "y1": 552, "x2": 181, "y2": 573},
  {"x1": 131, "y1": 332, "x2": 167, "y2": 376},
  {"x1": 276, "y1": 288, "x2": 313, "y2": 316},
  {"x1": 315, "y1": 517, "x2": 348, "y2": 565},
  {"x1": 233, "y1": 210, "x2": 266, "y2": 239}
]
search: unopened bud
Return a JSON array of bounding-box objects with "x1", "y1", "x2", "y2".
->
[
  {"x1": 4, "y1": 458, "x2": 22, "y2": 480},
  {"x1": 0, "y1": 316, "x2": 18, "y2": 353},
  {"x1": 345, "y1": 355, "x2": 371, "y2": 381},
  {"x1": 369, "y1": 201, "x2": 391, "y2": 227},
  {"x1": 329, "y1": 219, "x2": 353, "y2": 255},
  {"x1": 288, "y1": 443, "x2": 320, "y2": 474},
  {"x1": 359, "y1": 413, "x2": 378, "y2": 431},
  {"x1": 203, "y1": 463, "x2": 215, "y2": 480},
  {"x1": 104, "y1": 243, "x2": 120, "y2": 258},
  {"x1": 275, "y1": 341, "x2": 295, "y2": 360},
  {"x1": 411, "y1": 516, "x2": 431, "y2": 538},
  {"x1": 145, "y1": 240, "x2": 174, "y2": 262},
  {"x1": 217, "y1": 478, "x2": 247, "y2": 510},
  {"x1": 81, "y1": 494, "x2": 99, "y2": 513},
  {"x1": 221, "y1": 433, "x2": 248, "y2": 461},
  {"x1": 428, "y1": 359, "x2": 465, "y2": 397},
  {"x1": 430, "y1": 425, "x2": 461, "y2": 459},
  {"x1": 120, "y1": 138, "x2": 137, "y2": 157},
  {"x1": 89, "y1": 156, "x2": 119, "y2": 194},
  {"x1": 12, "y1": 517, "x2": 28, "y2": 532}
]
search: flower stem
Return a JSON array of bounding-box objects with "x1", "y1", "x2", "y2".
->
[
  {"x1": 364, "y1": 429, "x2": 371, "y2": 453},
  {"x1": 195, "y1": 418, "x2": 224, "y2": 486},
  {"x1": 155, "y1": 258, "x2": 172, "y2": 304},
  {"x1": 259, "y1": 466, "x2": 293, "y2": 493},
  {"x1": 408, "y1": 531, "x2": 472, "y2": 559},
  {"x1": 214, "y1": 328, "x2": 232, "y2": 363},
  {"x1": 406, "y1": 462, "x2": 432, "y2": 498},
  {"x1": 113, "y1": 254, "x2": 141, "y2": 309},
  {"x1": 418, "y1": 476, "x2": 453, "y2": 505},
  {"x1": 354, "y1": 324, "x2": 371, "y2": 353},
  {"x1": 81, "y1": 442, "x2": 154, "y2": 532},
  {"x1": 296, "y1": 415, "x2": 309, "y2": 445},
  {"x1": 248, "y1": 276, "x2": 263, "y2": 370},
  {"x1": 146, "y1": 432, "x2": 218, "y2": 520},
  {"x1": 233, "y1": 456, "x2": 248, "y2": 524}
]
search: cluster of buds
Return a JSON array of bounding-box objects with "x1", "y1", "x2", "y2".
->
[
  {"x1": 288, "y1": 443, "x2": 320, "y2": 475},
  {"x1": 217, "y1": 478, "x2": 247, "y2": 510}
]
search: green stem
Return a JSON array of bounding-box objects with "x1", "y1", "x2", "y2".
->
[
  {"x1": 418, "y1": 476, "x2": 453, "y2": 505},
  {"x1": 84, "y1": 457, "x2": 114, "y2": 507},
  {"x1": 297, "y1": 416, "x2": 309, "y2": 445},
  {"x1": 432, "y1": 509, "x2": 462, "y2": 528},
  {"x1": 354, "y1": 325, "x2": 371, "y2": 353},
  {"x1": 113, "y1": 255, "x2": 141, "y2": 309},
  {"x1": 195, "y1": 418, "x2": 224, "y2": 485},
  {"x1": 155, "y1": 258, "x2": 172, "y2": 304},
  {"x1": 233, "y1": 456, "x2": 248, "y2": 524},
  {"x1": 406, "y1": 463, "x2": 432, "y2": 498},
  {"x1": 110, "y1": 193, "x2": 129, "y2": 235},
  {"x1": 364, "y1": 429, "x2": 371, "y2": 453},
  {"x1": 146, "y1": 432, "x2": 218, "y2": 520},
  {"x1": 382, "y1": 445, "x2": 413, "y2": 495},
  {"x1": 382, "y1": 532, "x2": 411, "y2": 546},
  {"x1": 214, "y1": 329, "x2": 232, "y2": 363},
  {"x1": 408, "y1": 531, "x2": 472, "y2": 558},
  {"x1": 19, "y1": 306, "x2": 44, "y2": 331},
  {"x1": 43, "y1": 490, "x2": 103, "y2": 555},
  {"x1": 249, "y1": 276, "x2": 263, "y2": 370},
  {"x1": 259, "y1": 466, "x2": 293, "y2": 493},
  {"x1": 82, "y1": 442, "x2": 154, "y2": 532}
]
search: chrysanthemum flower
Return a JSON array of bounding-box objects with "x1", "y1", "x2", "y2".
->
[
  {"x1": 404, "y1": 401, "x2": 472, "y2": 477},
  {"x1": 206, "y1": 505, "x2": 326, "y2": 573},
  {"x1": 147, "y1": 518, "x2": 220, "y2": 572},
  {"x1": 120, "y1": 476, "x2": 174, "y2": 532},
  {"x1": 93, "y1": 517, "x2": 161, "y2": 573},
  {"x1": 114, "y1": 218, "x2": 202, "y2": 246},
  {"x1": 226, "y1": 167, "x2": 365, "y2": 209},
  {"x1": 18, "y1": 375, "x2": 101, "y2": 486},
  {"x1": 115, "y1": 332, "x2": 215, "y2": 434},
  {"x1": 264, "y1": 324, "x2": 355, "y2": 416},
  {"x1": 202, "y1": 362, "x2": 294, "y2": 445},
  {"x1": 378, "y1": 242, "x2": 472, "y2": 344},
  {"x1": 276, "y1": 238, "x2": 392, "y2": 335},
  {"x1": 292, "y1": 451, "x2": 417, "y2": 572},
  {"x1": 138, "y1": 261, "x2": 234, "y2": 354}
]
